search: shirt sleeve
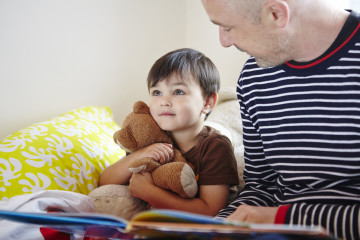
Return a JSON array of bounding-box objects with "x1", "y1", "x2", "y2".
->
[
  {"x1": 284, "y1": 203, "x2": 360, "y2": 240},
  {"x1": 216, "y1": 84, "x2": 280, "y2": 219},
  {"x1": 274, "y1": 205, "x2": 290, "y2": 224}
]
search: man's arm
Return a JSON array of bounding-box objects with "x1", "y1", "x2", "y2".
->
[
  {"x1": 217, "y1": 85, "x2": 280, "y2": 218},
  {"x1": 285, "y1": 203, "x2": 360, "y2": 240},
  {"x1": 226, "y1": 203, "x2": 360, "y2": 240}
]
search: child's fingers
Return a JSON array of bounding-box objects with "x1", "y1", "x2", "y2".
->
[
  {"x1": 156, "y1": 145, "x2": 171, "y2": 164},
  {"x1": 163, "y1": 143, "x2": 173, "y2": 149},
  {"x1": 152, "y1": 143, "x2": 173, "y2": 164},
  {"x1": 142, "y1": 143, "x2": 174, "y2": 164},
  {"x1": 161, "y1": 143, "x2": 174, "y2": 163}
]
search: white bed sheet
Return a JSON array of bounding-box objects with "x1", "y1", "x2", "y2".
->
[{"x1": 0, "y1": 190, "x2": 95, "y2": 240}]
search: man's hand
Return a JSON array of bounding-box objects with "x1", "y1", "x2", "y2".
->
[{"x1": 227, "y1": 205, "x2": 278, "y2": 224}]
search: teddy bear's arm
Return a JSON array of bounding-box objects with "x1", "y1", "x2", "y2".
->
[
  {"x1": 128, "y1": 157, "x2": 161, "y2": 173},
  {"x1": 151, "y1": 162, "x2": 197, "y2": 198}
]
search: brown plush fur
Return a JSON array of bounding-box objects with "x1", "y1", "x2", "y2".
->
[
  {"x1": 114, "y1": 101, "x2": 197, "y2": 198},
  {"x1": 88, "y1": 101, "x2": 198, "y2": 220}
]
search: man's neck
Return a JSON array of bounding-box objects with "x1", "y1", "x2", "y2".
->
[{"x1": 292, "y1": 7, "x2": 350, "y2": 63}]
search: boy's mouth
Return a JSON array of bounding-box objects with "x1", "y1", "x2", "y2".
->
[{"x1": 159, "y1": 112, "x2": 175, "y2": 116}]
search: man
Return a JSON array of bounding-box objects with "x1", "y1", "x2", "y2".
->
[{"x1": 201, "y1": 0, "x2": 360, "y2": 239}]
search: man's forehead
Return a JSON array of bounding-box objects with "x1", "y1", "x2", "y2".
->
[{"x1": 203, "y1": 1, "x2": 239, "y2": 27}]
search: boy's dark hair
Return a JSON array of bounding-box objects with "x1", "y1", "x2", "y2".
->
[{"x1": 147, "y1": 48, "x2": 220, "y2": 97}]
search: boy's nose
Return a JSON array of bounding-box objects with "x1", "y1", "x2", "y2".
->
[{"x1": 160, "y1": 96, "x2": 172, "y2": 107}]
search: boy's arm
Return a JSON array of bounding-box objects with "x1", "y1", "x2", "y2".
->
[
  {"x1": 99, "y1": 143, "x2": 173, "y2": 186},
  {"x1": 129, "y1": 172, "x2": 229, "y2": 216},
  {"x1": 98, "y1": 153, "x2": 133, "y2": 186}
]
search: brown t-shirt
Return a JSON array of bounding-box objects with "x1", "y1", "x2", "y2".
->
[{"x1": 181, "y1": 126, "x2": 239, "y2": 186}]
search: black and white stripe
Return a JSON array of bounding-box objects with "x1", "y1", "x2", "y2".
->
[{"x1": 217, "y1": 19, "x2": 360, "y2": 240}]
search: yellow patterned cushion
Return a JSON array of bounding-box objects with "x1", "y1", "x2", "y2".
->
[{"x1": 0, "y1": 106, "x2": 125, "y2": 200}]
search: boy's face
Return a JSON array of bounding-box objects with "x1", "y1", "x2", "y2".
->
[{"x1": 149, "y1": 74, "x2": 207, "y2": 133}]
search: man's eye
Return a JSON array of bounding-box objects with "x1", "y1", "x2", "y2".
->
[
  {"x1": 152, "y1": 90, "x2": 161, "y2": 96},
  {"x1": 174, "y1": 89, "x2": 185, "y2": 95},
  {"x1": 222, "y1": 26, "x2": 231, "y2": 32}
]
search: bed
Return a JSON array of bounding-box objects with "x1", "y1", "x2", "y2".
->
[{"x1": 0, "y1": 87, "x2": 244, "y2": 239}]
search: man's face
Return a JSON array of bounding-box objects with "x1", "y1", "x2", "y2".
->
[{"x1": 201, "y1": 0, "x2": 293, "y2": 68}]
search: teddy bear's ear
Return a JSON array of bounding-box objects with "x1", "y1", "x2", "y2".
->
[
  {"x1": 133, "y1": 101, "x2": 150, "y2": 114},
  {"x1": 113, "y1": 127, "x2": 137, "y2": 152}
]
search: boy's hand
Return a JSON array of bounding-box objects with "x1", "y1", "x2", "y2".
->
[
  {"x1": 129, "y1": 172, "x2": 154, "y2": 199},
  {"x1": 135, "y1": 143, "x2": 173, "y2": 164}
]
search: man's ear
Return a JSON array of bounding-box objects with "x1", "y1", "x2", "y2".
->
[
  {"x1": 202, "y1": 92, "x2": 218, "y2": 114},
  {"x1": 263, "y1": 0, "x2": 290, "y2": 28}
]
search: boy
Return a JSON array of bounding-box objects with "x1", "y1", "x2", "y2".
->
[{"x1": 99, "y1": 48, "x2": 239, "y2": 216}]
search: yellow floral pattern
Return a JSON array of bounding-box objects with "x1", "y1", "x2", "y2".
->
[{"x1": 0, "y1": 106, "x2": 125, "y2": 200}]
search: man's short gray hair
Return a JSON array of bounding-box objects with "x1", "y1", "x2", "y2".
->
[{"x1": 234, "y1": 0, "x2": 267, "y2": 23}]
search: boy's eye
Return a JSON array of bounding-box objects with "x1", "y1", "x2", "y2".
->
[
  {"x1": 152, "y1": 90, "x2": 161, "y2": 96},
  {"x1": 174, "y1": 89, "x2": 185, "y2": 95}
]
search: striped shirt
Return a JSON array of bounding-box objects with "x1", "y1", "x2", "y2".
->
[{"x1": 217, "y1": 10, "x2": 360, "y2": 240}]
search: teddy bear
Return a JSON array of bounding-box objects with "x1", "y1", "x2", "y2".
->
[
  {"x1": 114, "y1": 101, "x2": 198, "y2": 198},
  {"x1": 89, "y1": 101, "x2": 198, "y2": 219}
]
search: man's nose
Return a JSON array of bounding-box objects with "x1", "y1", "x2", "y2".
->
[{"x1": 219, "y1": 27, "x2": 233, "y2": 48}]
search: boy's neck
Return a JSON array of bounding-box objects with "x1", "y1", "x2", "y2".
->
[{"x1": 170, "y1": 125, "x2": 205, "y2": 153}]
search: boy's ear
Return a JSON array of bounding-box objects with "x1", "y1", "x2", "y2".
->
[
  {"x1": 202, "y1": 92, "x2": 218, "y2": 114},
  {"x1": 263, "y1": 0, "x2": 290, "y2": 28}
]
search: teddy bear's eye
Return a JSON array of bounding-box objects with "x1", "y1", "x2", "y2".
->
[{"x1": 174, "y1": 89, "x2": 185, "y2": 95}]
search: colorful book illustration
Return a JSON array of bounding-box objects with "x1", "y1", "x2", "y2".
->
[{"x1": 0, "y1": 209, "x2": 335, "y2": 239}]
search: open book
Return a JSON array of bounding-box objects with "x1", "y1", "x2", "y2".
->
[{"x1": 0, "y1": 209, "x2": 335, "y2": 239}]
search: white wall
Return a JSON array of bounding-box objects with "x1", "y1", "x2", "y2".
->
[
  {"x1": 0, "y1": 0, "x2": 185, "y2": 139},
  {"x1": 351, "y1": 0, "x2": 360, "y2": 11},
  {"x1": 185, "y1": 0, "x2": 247, "y2": 89},
  {"x1": 3, "y1": 1, "x2": 357, "y2": 139},
  {"x1": 328, "y1": 0, "x2": 360, "y2": 11},
  {"x1": 0, "y1": 0, "x2": 248, "y2": 139}
]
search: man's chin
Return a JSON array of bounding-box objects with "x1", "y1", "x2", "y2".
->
[
  {"x1": 254, "y1": 57, "x2": 284, "y2": 68},
  {"x1": 234, "y1": 45, "x2": 247, "y2": 53}
]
